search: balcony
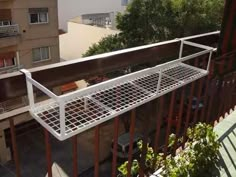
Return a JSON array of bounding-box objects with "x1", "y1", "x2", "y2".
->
[
  {"x1": 0, "y1": 24, "x2": 20, "y2": 48},
  {"x1": 0, "y1": 31, "x2": 235, "y2": 177}
]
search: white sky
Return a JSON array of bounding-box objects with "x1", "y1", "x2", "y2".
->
[{"x1": 58, "y1": 0, "x2": 126, "y2": 30}]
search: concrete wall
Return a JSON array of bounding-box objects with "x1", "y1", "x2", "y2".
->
[{"x1": 60, "y1": 22, "x2": 119, "y2": 60}]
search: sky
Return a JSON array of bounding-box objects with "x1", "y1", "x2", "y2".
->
[{"x1": 58, "y1": 0, "x2": 126, "y2": 31}]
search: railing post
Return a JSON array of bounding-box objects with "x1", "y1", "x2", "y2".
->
[
  {"x1": 94, "y1": 125, "x2": 100, "y2": 177},
  {"x1": 72, "y1": 136, "x2": 78, "y2": 177},
  {"x1": 156, "y1": 70, "x2": 162, "y2": 93},
  {"x1": 179, "y1": 40, "x2": 184, "y2": 59},
  {"x1": 164, "y1": 91, "x2": 176, "y2": 157},
  {"x1": 152, "y1": 97, "x2": 164, "y2": 168},
  {"x1": 174, "y1": 87, "x2": 185, "y2": 153},
  {"x1": 44, "y1": 129, "x2": 52, "y2": 177},
  {"x1": 20, "y1": 69, "x2": 35, "y2": 109},
  {"x1": 59, "y1": 100, "x2": 66, "y2": 138},
  {"x1": 127, "y1": 109, "x2": 136, "y2": 177},
  {"x1": 9, "y1": 118, "x2": 21, "y2": 177},
  {"x1": 111, "y1": 117, "x2": 119, "y2": 177},
  {"x1": 207, "y1": 50, "x2": 213, "y2": 71}
]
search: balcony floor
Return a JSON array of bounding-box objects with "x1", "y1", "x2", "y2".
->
[{"x1": 213, "y1": 109, "x2": 236, "y2": 177}]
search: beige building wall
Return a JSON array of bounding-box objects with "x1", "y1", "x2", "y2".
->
[
  {"x1": 0, "y1": 0, "x2": 60, "y2": 69},
  {"x1": 0, "y1": 0, "x2": 60, "y2": 163},
  {"x1": 60, "y1": 22, "x2": 119, "y2": 60}
]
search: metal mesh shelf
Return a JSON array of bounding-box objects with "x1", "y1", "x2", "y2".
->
[{"x1": 21, "y1": 39, "x2": 214, "y2": 141}]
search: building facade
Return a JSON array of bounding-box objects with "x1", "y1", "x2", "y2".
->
[
  {"x1": 0, "y1": 0, "x2": 60, "y2": 163},
  {"x1": 0, "y1": 0, "x2": 60, "y2": 75},
  {"x1": 58, "y1": 0, "x2": 132, "y2": 31}
]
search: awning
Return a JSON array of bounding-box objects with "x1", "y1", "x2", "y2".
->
[
  {"x1": 0, "y1": 9, "x2": 11, "y2": 21},
  {"x1": 0, "y1": 52, "x2": 15, "y2": 59}
]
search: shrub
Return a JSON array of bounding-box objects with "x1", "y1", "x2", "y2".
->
[{"x1": 118, "y1": 123, "x2": 221, "y2": 177}]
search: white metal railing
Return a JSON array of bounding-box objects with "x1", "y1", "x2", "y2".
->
[
  {"x1": 21, "y1": 32, "x2": 216, "y2": 141},
  {"x1": 0, "y1": 24, "x2": 19, "y2": 37}
]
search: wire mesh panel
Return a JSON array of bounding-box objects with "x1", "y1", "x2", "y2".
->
[{"x1": 22, "y1": 37, "x2": 214, "y2": 140}]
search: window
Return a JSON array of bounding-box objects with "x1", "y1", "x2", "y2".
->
[
  {"x1": 0, "y1": 20, "x2": 11, "y2": 26},
  {"x1": 121, "y1": 0, "x2": 128, "y2": 6},
  {"x1": 32, "y1": 47, "x2": 50, "y2": 62},
  {"x1": 29, "y1": 8, "x2": 48, "y2": 24},
  {"x1": 0, "y1": 58, "x2": 15, "y2": 68}
]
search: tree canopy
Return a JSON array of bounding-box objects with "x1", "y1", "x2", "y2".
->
[{"x1": 83, "y1": 0, "x2": 224, "y2": 56}]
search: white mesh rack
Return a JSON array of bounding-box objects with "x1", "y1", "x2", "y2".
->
[{"x1": 21, "y1": 37, "x2": 215, "y2": 141}]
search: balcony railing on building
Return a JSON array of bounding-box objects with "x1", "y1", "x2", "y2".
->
[{"x1": 0, "y1": 24, "x2": 19, "y2": 38}]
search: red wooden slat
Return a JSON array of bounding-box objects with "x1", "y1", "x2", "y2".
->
[
  {"x1": 164, "y1": 91, "x2": 176, "y2": 157},
  {"x1": 127, "y1": 109, "x2": 136, "y2": 177},
  {"x1": 44, "y1": 129, "x2": 52, "y2": 177},
  {"x1": 9, "y1": 118, "x2": 21, "y2": 177},
  {"x1": 200, "y1": 74, "x2": 210, "y2": 122},
  {"x1": 94, "y1": 125, "x2": 100, "y2": 177},
  {"x1": 206, "y1": 81, "x2": 216, "y2": 123},
  {"x1": 174, "y1": 87, "x2": 185, "y2": 153},
  {"x1": 111, "y1": 117, "x2": 119, "y2": 177},
  {"x1": 139, "y1": 103, "x2": 152, "y2": 177},
  {"x1": 183, "y1": 82, "x2": 195, "y2": 145},
  {"x1": 72, "y1": 136, "x2": 78, "y2": 177},
  {"x1": 152, "y1": 97, "x2": 164, "y2": 168},
  {"x1": 193, "y1": 79, "x2": 203, "y2": 124}
]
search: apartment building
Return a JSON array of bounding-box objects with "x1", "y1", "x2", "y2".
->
[
  {"x1": 0, "y1": 0, "x2": 60, "y2": 75},
  {"x1": 0, "y1": 0, "x2": 60, "y2": 163},
  {"x1": 58, "y1": 0, "x2": 132, "y2": 31}
]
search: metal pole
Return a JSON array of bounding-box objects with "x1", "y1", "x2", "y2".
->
[
  {"x1": 127, "y1": 109, "x2": 136, "y2": 177},
  {"x1": 164, "y1": 91, "x2": 176, "y2": 157},
  {"x1": 179, "y1": 40, "x2": 184, "y2": 59},
  {"x1": 156, "y1": 70, "x2": 162, "y2": 93},
  {"x1": 174, "y1": 87, "x2": 185, "y2": 153},
  {"x1": 207, "y1": 51, "x2": 213, "y2": 71},
  {"x1": 153, "y1": 97, "x2": 164, "y2": 168},
  {"x1": 111, "y1": 117, "x2": 119, "y2": 177},
  {"x1": 20, "y1": 69, "x2": 35, "y2": 109},
  {"x1": 94, "y1": 125, "x2": 100, "y2": 177},
  {"x1": 72, "y1": 136, "x2": 78, "y2": 177},
  {"x1": 59, "y1": 100, "x2": 66, "y2": 137},
  {"x1": 44, "y1": 129, "x2": 52, "y2": 177},
  {"x1": 9, "y1": 118, "x2": 21, "y2": 177}
]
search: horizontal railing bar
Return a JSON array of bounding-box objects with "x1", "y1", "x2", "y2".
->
[
  {"x1": 183, "y1": 40, "x2": 216, "y2": 50},
  {"x1": 25, "y1": 76, "x2": 59, "y2": 100},
  {"x1": 180, "y1": 31, "x2": 220, "y2": 40},
  {"x1": 0, "y1": 32, "x2": 219, "y2": 102}
]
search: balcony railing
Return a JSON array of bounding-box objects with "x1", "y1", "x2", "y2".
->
[
  {"x1": 0, "y1": 31, "x2": 235, "y2": 177},
  {"x1": 0, "y1": 64, "x2": 23, "y2": 75},
  {"x1": 0, "y1": 24, "x2": 19, "y2": 38},
  {"x1": 21, "y1": 38, "x2": 214, "y2": 141}
]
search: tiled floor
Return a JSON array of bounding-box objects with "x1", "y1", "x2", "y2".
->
[{"x1": 214, "y1": 110, "x2": 236, "y2": 177}]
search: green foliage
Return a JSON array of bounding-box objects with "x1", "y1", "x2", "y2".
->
[
  {"x1": 118, "y1": 160, "x2": 139, "y2": 177},
  {"x1": 83, "y1": 0, "x2": 223, "y2": 56},
  {"x1": 117, "y1": 0, "x2": 224, "y2": 47},
  {"x1": 82, "y1": 34, "x2": 125, "y2": 57},
  {"x1": 162, "y1": 123, "x2": 221, "y2": 177},
  {"x1": 118, "y1": 123, "x2": 221, "y2": 177}
]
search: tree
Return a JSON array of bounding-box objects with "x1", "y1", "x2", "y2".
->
[
  {"x1": 82, "y1": 34, "x2": 125, "y2": 57},
  {"x1": 83, "y1": 0, "x2": 223, "y2": 56},
  {"x1": 116, "y1": 0, "x2": 224, "y2": 47}
]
